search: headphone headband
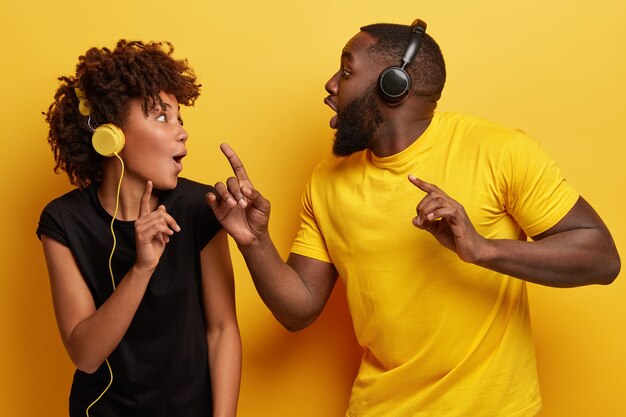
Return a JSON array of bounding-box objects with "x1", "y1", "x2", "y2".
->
[
  {"x1": 378, "y1": 18, "x2": 428, "y2": 104},
  {"x1": 401, "y1": 19, "x2": 427, "y2": 68}
]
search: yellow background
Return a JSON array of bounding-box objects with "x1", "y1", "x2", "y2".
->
[{"x1": 1, "y1": 1, "x2": 624, "y2": 416}]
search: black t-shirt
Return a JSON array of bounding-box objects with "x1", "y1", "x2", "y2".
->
[{"x1": 37, "y1": 178, "x2": 221, "y2": 417}]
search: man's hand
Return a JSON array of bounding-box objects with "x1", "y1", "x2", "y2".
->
[
  {"x1": 409, "y1": 175, "x2": 487, "y2": 263},
  {"x1": 206, "y1": 143, "x2": 271, "y2": 246}
]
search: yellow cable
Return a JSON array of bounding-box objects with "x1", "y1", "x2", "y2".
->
[
  {"x1": 108, "y1": 153, "x2": 124, "y2": 291},
  {"x1": 87, "y1": 153, "x2": 124, "y2": 417},
  {"x1": 85, "y1": 359, "x2": 114, "y2": 417}
]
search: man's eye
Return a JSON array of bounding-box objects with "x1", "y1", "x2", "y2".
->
[
  {"x1": 156, "y1": 114, "x2": 166, "y2": 122},
  {"x1": 341, "y1": 68, "x2": 351, "y2": 78}
]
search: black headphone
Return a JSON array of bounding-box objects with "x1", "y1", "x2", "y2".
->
[{"x1": 378, "y1": 19, "x2": 427, "y2": 104}]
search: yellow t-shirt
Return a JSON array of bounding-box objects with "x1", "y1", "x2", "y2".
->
[{"x1": 291, "y1": 112, "x2": 579, "y2": 417}]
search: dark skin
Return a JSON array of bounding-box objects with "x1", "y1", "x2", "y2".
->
[{"x1": 207, "y1": 31, "x2": 621, "y2": 331}]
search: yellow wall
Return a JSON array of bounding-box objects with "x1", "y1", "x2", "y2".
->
[{"x1": 1, "y1": 1, "x2": 624, "y2": 416}]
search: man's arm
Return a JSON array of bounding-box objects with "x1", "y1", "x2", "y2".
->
[
  {"x1": 410, "y1": 176, "x2": 620, "y2": 287},
  {"x1": 207, "y1": 144, "x2": 337, "y2": 331},
  {"x1": 238, "y1": 232, "x2": 338, "y2": 331}
]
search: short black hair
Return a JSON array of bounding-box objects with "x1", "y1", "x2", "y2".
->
[
  {"x1": 360, "y1": 23, "x2": 446, "y2": 100},
  {"x1": 44, "y1": 40, "x2": 201, "y2": 188}
]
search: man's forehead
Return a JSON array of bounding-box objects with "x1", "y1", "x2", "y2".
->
[{"x1": 341, "y1": 31, "x2": 377, "y2": 58}]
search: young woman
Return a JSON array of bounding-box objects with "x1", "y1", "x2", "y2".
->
[{"x1": 38, "y1": 40, "x2": 240, "y2": 417}]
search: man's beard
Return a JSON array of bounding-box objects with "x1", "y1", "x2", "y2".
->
[{"x1": 332, "y1": 87, "x2": 384, "y2": 157}]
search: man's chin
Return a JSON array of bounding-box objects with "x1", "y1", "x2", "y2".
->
[
  {"x1": 332, "y1": 147, "x2": 354, "y2": 157},
  {"x1": 332, "y1": 135, "x2": 368, "y2": 157}
]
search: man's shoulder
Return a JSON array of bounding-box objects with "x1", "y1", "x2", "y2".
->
[
  {"x1": 311, "y1": 152, "x2": 365, "y2": 178},
  {"x1": 436, "y1": 111, "x2": 525, "y2": 149},
  {"x1": 438, "y1": 111, "x2": 518, "y2": 134}
]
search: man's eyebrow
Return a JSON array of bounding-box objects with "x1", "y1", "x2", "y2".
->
[{"x1": 341, "y1": 50, "x2": 355, "y2": 62}]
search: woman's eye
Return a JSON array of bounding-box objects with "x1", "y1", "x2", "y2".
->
[{"x1": 156, "y1": 114, "x2": 166, "y2": 122}]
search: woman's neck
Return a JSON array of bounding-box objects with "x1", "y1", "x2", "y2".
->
[{"x1": 98, "y1": 161, "x2": 158, "y2": 221}]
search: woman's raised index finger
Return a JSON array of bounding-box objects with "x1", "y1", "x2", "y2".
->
[
  {"x1": 139, "y1": 180, "x2": 153, "y2": 216},
  {"x1": 220, "y1": 143, "x2": 249, "y2": 181}
]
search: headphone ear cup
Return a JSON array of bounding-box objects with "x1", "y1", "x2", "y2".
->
[
  {"x1": 92, "y1": 123, "x2": 125, "y2": 157},
  {"x1": 378, "y1": 67, "x2": 411, "y2": 103}
]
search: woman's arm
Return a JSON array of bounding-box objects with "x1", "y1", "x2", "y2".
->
[
  {"x1": 201, "y1": 229, "x2": 241, "y2": 417},
  {"x1": 41, "y1": 181, "x2": 180, "y2": 373},
  {"x1": 42, "y1": 235, "x2": 153, "y2": 373}
]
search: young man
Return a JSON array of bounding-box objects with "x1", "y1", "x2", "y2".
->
[{"x1": 208, "y1": 20, "x2": 620, "y2": 416}]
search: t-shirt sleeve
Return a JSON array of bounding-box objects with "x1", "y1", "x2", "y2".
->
[
  {"x1": 290, "y1": 175, "x2": 333, "y2": 263},
  {"x1": 192, "y1": 184, "x2": 223, "y2": 250},
  {"x1": 502, "y1": 130, "x2": 579, "y2": 238},
  {"x1": 36, "y1": 200, "x2": 69, "y2": 245}
]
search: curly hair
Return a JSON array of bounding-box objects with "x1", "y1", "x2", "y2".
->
[
  {"x1": 44, "y1": 40, "x2": 202, "y2": 188},
  {"x1": 360, "y1": 23, "x2": 446, "y2": 101}
]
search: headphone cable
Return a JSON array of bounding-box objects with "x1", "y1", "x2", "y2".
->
[
  {"x1": 86, "y1": 152, "x2": 124, "y2": 417},
  {"x1": 108, "y1": 153, "x2": 124, "y2": 291}
]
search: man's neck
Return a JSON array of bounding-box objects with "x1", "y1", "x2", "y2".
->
[
  {"x1": 369, "y1": 98, "x2": 437, "y2": 157},
  {"x1": 370, "y1": 114, "x2": 434, "y2": 158}
]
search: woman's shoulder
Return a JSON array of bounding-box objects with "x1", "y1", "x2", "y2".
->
[
  {"x1": 171, "y1": 177, "x2": 216, "y2": 196},
  {"x1": 41, "y1": 184, "x2": 97, "y2": 214},
  {"x1": 164, "y1": 178, "x2": 217, "y2": 218},
  {"x1": 37, "y1": 184, "x2": 100, "y2": 242}
]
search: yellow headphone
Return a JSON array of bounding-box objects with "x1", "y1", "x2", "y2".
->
[
  {"x1": 92, "y1": 123, "x2": 125, "y2": 156},
  {"x1": 75, "y1": 86, "x2": 124, "y2": 416},
  {"x1": 75, "y1": 87, "x2": 125, "y2": 156}
]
